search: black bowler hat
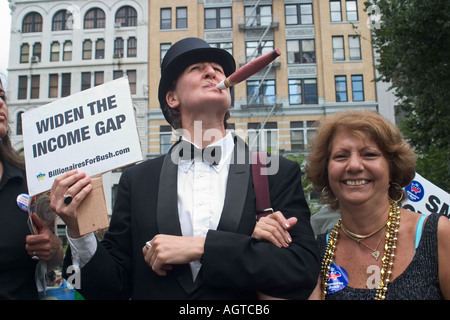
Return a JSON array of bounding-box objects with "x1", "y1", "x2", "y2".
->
[{"x1": 158, "y1": 37, "x2": 236, "y2": 126}]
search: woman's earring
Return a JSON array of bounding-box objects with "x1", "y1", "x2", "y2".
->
[{"x1": 388, "y1": 183, "x2": 404, "y2": 203}]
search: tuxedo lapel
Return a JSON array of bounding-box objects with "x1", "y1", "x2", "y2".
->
[
  {"x1": 156, "y1": 150, "x2": 182, "y2": 236},
  {"x1": 156, "y1": 143, "x2": 200, "y2": 294},
  {"x1": 217, "y1": 135, "x2": 251, "y2": 232}
]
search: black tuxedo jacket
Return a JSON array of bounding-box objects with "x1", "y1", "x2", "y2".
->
[{"x1": 67, "y1": 137, "x2": 319, "y2": 299}]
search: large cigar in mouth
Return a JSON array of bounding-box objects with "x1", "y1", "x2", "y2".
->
[{"x1": 216, "y1": 48, "x2": 281, "y2": 90}]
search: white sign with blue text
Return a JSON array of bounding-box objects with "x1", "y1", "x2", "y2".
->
[
  {"x1": 403, "y1": 172, "x2": 449, "y2": 217},
  {"x1": 22, "y1": 77, "x2": 143, "y2": 196}
]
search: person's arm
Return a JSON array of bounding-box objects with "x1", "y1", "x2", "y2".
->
[{"x1": 201, "y1": 158, "x2": 320, "y2": 299}]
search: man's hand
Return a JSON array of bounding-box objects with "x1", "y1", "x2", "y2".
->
[{"x1": 142, "y1": 235, "x2": 205, "y2": 276}]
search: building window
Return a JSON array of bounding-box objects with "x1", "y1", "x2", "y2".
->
[
  {"x1": 53, "y1": 10, "x2": 72, "y2": 31},
  {"x1": 289, "y1": 79, "x2": 302, "y2": 105},
  {"x1": 16, "y1": 112, "x2": 24, "y2": 135},
  {"x1": 248, "y1": 122, "x2": 278, "y2": 153},
  {"x1": 63, "y1": 41, "x2": 72, "y2": 61},
  {"x1": 32, "y1": 43, "x2": 42, "y2": 61},
  {"x1": 176, "y1": 7, "x2": 187, "y2": 29},
  {"x1": 84, "y1": 8, "x2": 105, "y2": 29},
  {"x1": 346, "y1": 0, "x2": 358, "y2": 21},
  {"x1": 288, "y1": 79, "x2": 318, "y2": 105},
  {"x1": 160, "y1": 125, "x2": 172, "y2": 154},
  {"x1": 247, "y1": 80, "x2": 276, "y2": 106},
  {"x1": 332, "y1": 36, "x2": 345, "y2": 61},
  {"x1": 83, "y1": 40, "x2": 92, "y2": 60},
  {"x1": 30, "y1": 75, "x2": 40, "y2": 99},
  {"x1": 61, "y1": 73, "x2": 71, "y2": 97},
  {"x1": 94, "y1": 71, "x2": 104, "y2": 87},
  {"x1": 127, "y1": 37, "x2": 137, "y2": 57},
  {"x1": 22, "y1": 12, "x2": 43, "y2": 33},
  {"x1": 81, "y1": 72, "x2": 91, "y2": 91},
  {"x1": 285, "y1": 4, "x2": 313, "y2": 25},
  {"x1": 49, "y1": 74, "x2": 58, "y2": 98},
  {"x1": 335, "y1": 75, "x2": 348, "y2": 102},
  {"x1": 245, "y1": 5, "x2": 272, "y2": 27},
  {"x1": 330, "y1": 0, "x2": 342, "y2": 22},
  {"x1": 20, "y1": 44, "x2": 30, "y2": 63},
  {"x1": 290, "y1": 121, "x2": 316, "y2": 151},
  {"x1": 18, "y1": 76, "x2": 27, "y2": 100},
  {"x1": 209, "y1": 42, "x2": 233, "y2": 56},
  {"x1": 113, "y1": 70, "x2": 124, "y2": 80},
  {"x1": 246, "y1": 40, "x2": 273, "y2": 62},
  {"x1": 349, "y1": 35, "x2": 361, "y2": 60},
  {"x1": 287, "y1": 39, "x2": 316, "y2": 64},
  {"x1": 50, "y1": 42, "x2": 60, "y2": 62},
  {"x1": 351, "y1": 75, "x2": 364, "y2": 101},
  {"x1": 95, "y1": 39, "x2": 105, "y2": 59},
  {"x1": 205, "y1": 7, "x2": 232, "y2": 29},
  {"x1": 160, "y1": 43, "x2": 171, "y2": 64},
  {"x1": 127, "y1": 70, "x2": 137, "y2": 94},
  {"x1": 161, "y1": 8, "x2": 171, "y2": 30},
  {"x1": 115, "y1": 6, "x2": 137, "y2": 27},
  {"x1": 114, "y1": 38, "x2": 124, "y2": 58},
  {"x1": 304, "y1": 79, "x2": 318, "y2": 104}
]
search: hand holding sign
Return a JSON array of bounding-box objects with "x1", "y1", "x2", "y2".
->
[
  {"x1": 22, "y1": 77, "x2": 143, "y2": 235},
  {"x1": 22, "y1": 77, "x2": 142, "y2": 196}
]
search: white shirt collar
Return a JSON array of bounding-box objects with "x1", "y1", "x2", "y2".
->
[{"x1": 178, "y1": 131, "x2": 234, "y2": 173}]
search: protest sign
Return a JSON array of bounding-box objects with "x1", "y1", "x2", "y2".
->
[
  {"x1": 402, "y1": 172, "x2": 449, "y2": 217},
  {"x1": 22, "y1": 77, "x2": 143, "y2": 196}
]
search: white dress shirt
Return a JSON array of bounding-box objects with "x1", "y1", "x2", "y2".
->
[
  {"x1": 178, "y1": 131, "x2": 234, "y2": 279},
  {"x1": 67, "y1": 131, "x2": 235, "y2": 281}
]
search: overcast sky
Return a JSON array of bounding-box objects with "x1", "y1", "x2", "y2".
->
[{"x1": 0, "y1": 0, "x2": 11, "y2": 75}]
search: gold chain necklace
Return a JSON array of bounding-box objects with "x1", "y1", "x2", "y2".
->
[
  {"x1": 320, "y1": 200, "x2": 400, "y2": 300},
  {"x1": 341, "y1": 221, "x2": 387, "y2": 260},
  {"x1": 341, "y1": 217, "x2": 388, "y2": 240}
]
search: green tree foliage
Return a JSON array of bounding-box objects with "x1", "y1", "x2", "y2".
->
[
  {"x1": 286, "y1": 152, "x2": 322, "y2": 214},
  {"x1": 367, "y1": 0, "x2": 450, "y2": 192}
]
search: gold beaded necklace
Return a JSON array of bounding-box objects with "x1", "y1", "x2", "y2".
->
[{"x1": 320, "y1": 200, "x2": 401, "y2": 300}]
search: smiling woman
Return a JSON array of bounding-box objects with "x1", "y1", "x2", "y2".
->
[
  {"x1": 301, "y1": 109, "x2": 450, "y2": 300},
  {"x1": 306, "y1": 110, "x2": 416, "y2": 211}
]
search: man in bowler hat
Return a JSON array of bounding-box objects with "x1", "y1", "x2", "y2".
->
[{"x1": 50, "y1": 37, "x2": 319, "y2": 299}]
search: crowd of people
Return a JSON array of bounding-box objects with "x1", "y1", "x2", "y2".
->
[{"x1": 1, "y1": 37, "x2": 448, "y2": 300}]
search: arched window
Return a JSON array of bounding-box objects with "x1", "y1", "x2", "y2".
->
[
  {"x1": 83, "y1": 39, "x2": 92, "y2": 60},
  {"x1": 115, "y1": 6, "x2": 137, "y2": 27},
  {"x1": 84, "y1": 8, "x2": 105, "y2": 29},
  {"x1": 20, "y1": 44, "x2": 29, "y2": 63},
  {"x1": 22, "y1": 12, "x2": 43, "y2": 33},
  {"x1": 32, "y1": 43, "x2": 42, "y2": 60},
  {"x1": 114, "y1": 38, "x2": 124, "y2": 58},
  {"x1": 53, "y1": 10, "x2": 73, "y2": 31},
  {"x1": 50, "y1": 42, "x2": 60, "y2": 62},
  {"x1": 63, "y1": 41, "x2": 72, "y2": 61},
  {"x1": 95, "y1": 39, "x2": 105, "y2": 59},
  {"x1": 127, "y1": 37, "x2": 137, "y2": 57}
]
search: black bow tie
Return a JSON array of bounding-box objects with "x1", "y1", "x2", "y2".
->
[{"x1": 174, "y1": 140, "x2": 222, "y2": 166}]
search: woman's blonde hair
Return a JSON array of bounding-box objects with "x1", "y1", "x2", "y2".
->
[{"x1": 306, "y1": 110, "x2": 416, "y2": 210}]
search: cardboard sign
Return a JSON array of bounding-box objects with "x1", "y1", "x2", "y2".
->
[
  {"x1": 403, "y1": 172, "x2": 449, "y2": 217},
  {"x1": 22, "y1": 77, "x2": 143, "y2": 196}
]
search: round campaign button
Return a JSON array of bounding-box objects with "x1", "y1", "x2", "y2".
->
[
  {"x1": 327, "y1": 263, "x2": 349, "y2": 294},
  {"x1": 17, "y1": 193, "x2": 29, "y2": 212}
]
